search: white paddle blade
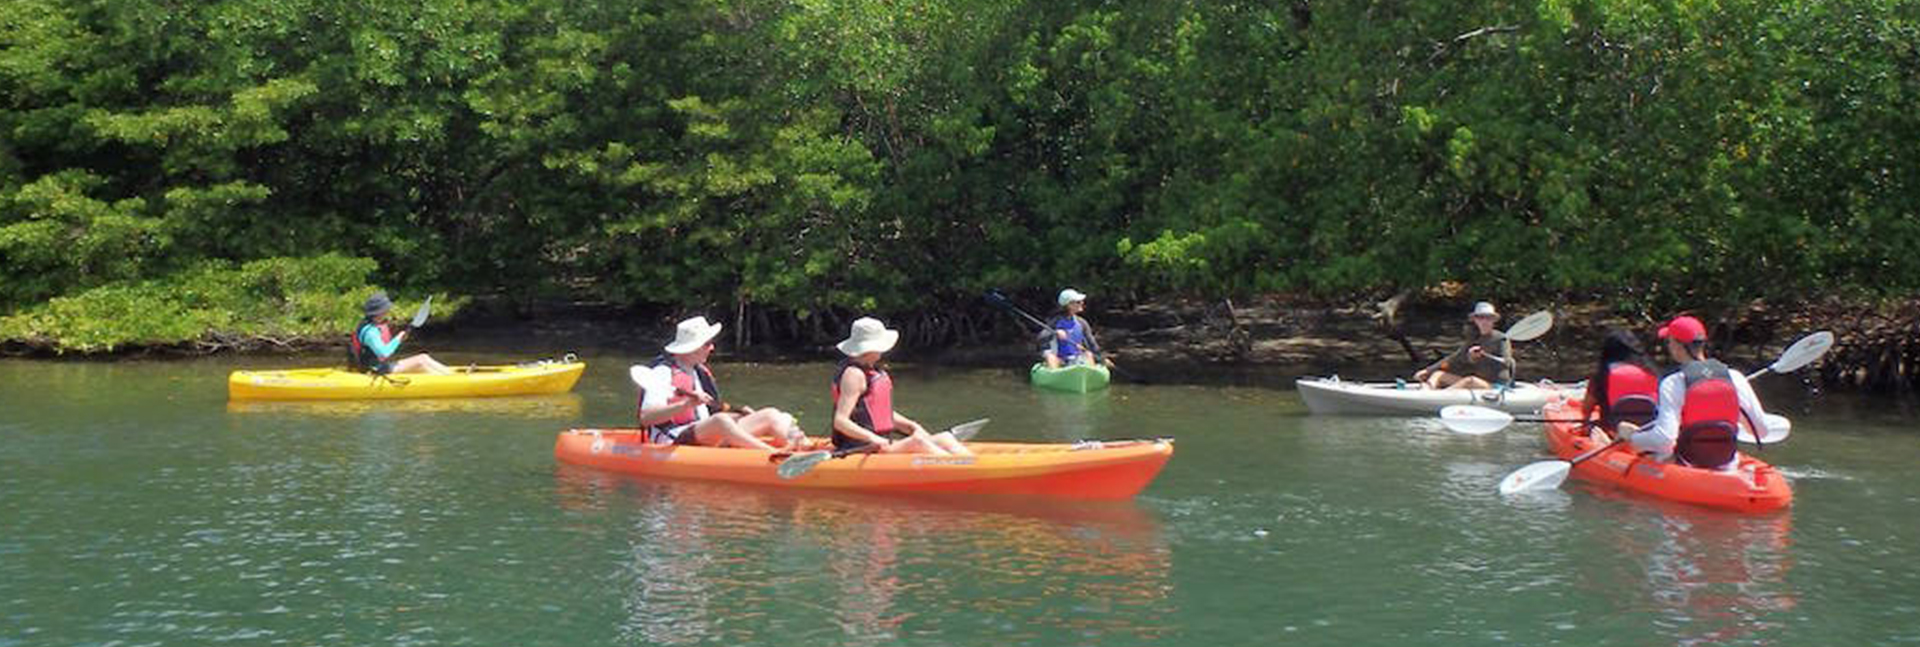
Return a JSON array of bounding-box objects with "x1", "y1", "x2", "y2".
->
[
  {"x1": 1439, "y1": 405, "x2": 1515, "y2": 435},
  {"x1": 1499, "y1": 460, "x2": 1573, "y2": 495},
  {"x1": 410, "y1": 295, "x2": 433, "y2": 328},
  {"x1": 776, "y1": 451, "x2": 832, "y2": 480},
  {"x1": 1505, "y1": 310, "x2": 1554, "y2": 342},
  {"x1": 1769, "y1": 331, "x2": 1834, "y2": 374},
  {"x1": 1740, "y1": 413, "x2": 1793, "y2": 445},
  {"x1": 947, "y1": 418, "x2": 990, "y2": 441}
]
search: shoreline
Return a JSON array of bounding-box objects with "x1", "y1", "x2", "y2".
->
[{"x1": 21, "y1": 295, "x2": 1878, "y2": 392}]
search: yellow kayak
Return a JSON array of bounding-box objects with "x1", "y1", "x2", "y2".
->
[{"x1": 228, "y1": 358, "x2": 586, "y2": 400}]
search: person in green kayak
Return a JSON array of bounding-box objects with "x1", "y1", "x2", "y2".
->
[
  {"x1": 349, "y1": 292, "x2": 452, "y2": 375},
  {"x1": 831, "y1": 317, "x2": 972, "y2": 456},
  {"x1": 1412, "y1": 301, "x2": 1514, "y2": 390},
  {"x1": 634, "y1": 316, "x2": 804, "y2": 450},
  {"x1": 1039, "y1": 288, "x2": 1114, "y2": 369}
]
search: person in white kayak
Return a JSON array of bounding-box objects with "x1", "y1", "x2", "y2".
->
[
  {"x1": 634, "y1": 316, "x2": 804, "y2": 450},
  {"x1": 1617, "y1": 315, "x2": 1772, "y2": 471},
  {"x1": 1412, "y1": 302, "x2": 1515, "y2": 390},
  {"x1": 1039, "y1": 288, "x2": 1114, "y2": 370}
]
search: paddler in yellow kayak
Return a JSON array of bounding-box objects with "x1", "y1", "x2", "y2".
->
[
  {"x1": 634, "y1": 316, "x2": 804, "y2": 450},
  {"x1": 1413, "y1": 301, "x2": 1514, "y2": 390},
  {"x1": 349, "y1": 292, "x2": 452, "y2": 375}
]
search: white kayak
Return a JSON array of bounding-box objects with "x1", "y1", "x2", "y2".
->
[{"x1": 1295, "y1": 376, "x2": 1581, "y2": 416}]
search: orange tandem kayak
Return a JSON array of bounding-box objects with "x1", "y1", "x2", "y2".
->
[
  {"x1": 1542, "y1": 400, "x2": 1792, "y2": 513},
  {"x1": 554, "y1": 430, "x2": 1174, "y2": 500}
]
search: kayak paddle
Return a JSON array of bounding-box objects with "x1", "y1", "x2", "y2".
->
[
  {"x1": 985, "y1": 289, "x2": 1051, "y2": 329},
  {"x1": 1437, "y1": 405, "x2": 1565, "y2": 435},
  {"x1": 775, "y1": 419, "x2": 989, "y2": 480},
  {"x1": 1448, "y1": 402, "x2": 1793, "y2": 444},
  {"x1": 1503, "y1": 310, "x2": 1554, "y2": 342},
  {"x1": 1746, "y1": 330, "x2": 1834, "y2": 379},
  {"x1": 1498, "y1": 438, "x2": 1621, "y2": 495},
  {"x1": 947, "y1": 418, "x2": 991, "y2": 441},
  {"x1": 775, "y1": 443, "x2": 873, "y2": 479},
  {"x1": 409, "y1": 295, "x2": 433, "y2": 329}
]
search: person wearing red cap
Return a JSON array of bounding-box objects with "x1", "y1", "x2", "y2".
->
[{"x1": 1618, "y1": 315, "x2": 1772, "y2": 471}]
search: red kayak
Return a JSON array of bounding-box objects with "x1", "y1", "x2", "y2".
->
[{"x1": 1542, "y1": 400, "x2": 1792, "y2": 513}]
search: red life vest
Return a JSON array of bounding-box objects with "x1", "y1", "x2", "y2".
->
[
  {"x1": 1602, "y1": 362, "x2": 1659, "y2": 427},
  {"x1": 638, "y1": 356, "x2": 721, "y2": 430},
  {"x1": 1676, "y1": 360, "x2": 1740, "y2": 468},
  {"x1": 347, "y1": 319, "x2": 398, "y2": 373},
  {"x1": 832, "y1": 360, "x2": 895, "y2": 434}
]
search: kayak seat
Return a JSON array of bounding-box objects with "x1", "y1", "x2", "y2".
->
[{"x1": 1607, "y1": 396, "x2": 1657, "y2": 428}]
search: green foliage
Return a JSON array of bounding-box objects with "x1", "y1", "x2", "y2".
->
[
  {"x1": 0, "y1": 254, "x2": 460, "y2": 352},
  {"x1": 3, "y1": 0, "x2": 1919, "y2": 353}
]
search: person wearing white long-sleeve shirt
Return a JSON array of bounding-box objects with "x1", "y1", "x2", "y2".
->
[{"x1": 1620, "y1": 315, "x2": 1769, "y2": 471}]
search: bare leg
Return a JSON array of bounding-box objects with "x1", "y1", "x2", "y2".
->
[
  {"x1": 691, "y1": 416, "x2": 778, "y2": 451},
  {"x1": 735, "y1": 408, "x2": 804, "y2": 449},
  {"x1": 930, "y1": 431, "x2": 974, "y2": 456},
  {"x1": 1044, "y1": 352, "x2": 1064, "y2": 369},
  {"x1": 879, "y1": 430, "x2": 951, "y2": 455},
  {"x1": 394, "y1": 353, "x2": 453, "y2": 375},
  {"x1": 1422, "y1": 370, "x2": 1457, "y2": 389},
  {"x1": 1445, "y1": 376, "x2": 1493, "y2": 391}
]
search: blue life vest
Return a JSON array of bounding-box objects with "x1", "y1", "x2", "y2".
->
[{"x1": 1050, "y1": 316, "x2": 1093, "y2": 361}]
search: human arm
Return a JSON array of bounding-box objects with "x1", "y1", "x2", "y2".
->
[
  {"x1": 1631, "y1": 374, "x2": 1686, "y2": 454},
  {"x1": 891, "y1": 410, "x2": 926, "y2": 437},
  {"x1": 1419, "y1": 346, "x2": 1468, "y2": 379},
  {"x1": 1037, "y1": 316, "x2": 1068, "y2": 342},
  {"x1": 1483, "y1": 336, "x2": 1515, "y2": 370},
  {"x1": 1077, "y1": 316, "x2": 1102, "y2": 354},
  {"x1": 1729, "y1": 369, "x2": 1771, "y2": 442},
  {"x1": 832, "y1": 368, "x2": 892, "y2": 447},
  {"x1": 634, "y1": 366, "x2": 709, "y2": 426},
  {"x1": 360, "y1": 325, "x2": 405, "y2": 360}
]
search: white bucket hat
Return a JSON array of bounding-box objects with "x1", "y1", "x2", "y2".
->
[
  {"x1": 663, "y1": 316, "x2": 724, "y2": 354},
  {"x1": 837, "y1": 317, "x2": 900, "y2": 357},
  {"x1": 1057, "y1": 288, "x2": 1088, "y2": 307},
  {"x1": 1470, "y1": 302, "x2": 1499, "y2": 318}
]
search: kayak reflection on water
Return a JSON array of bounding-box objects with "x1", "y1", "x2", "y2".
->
[
  {"x1": 552, "y1": 466, "x2": 1172, "y2": 645},
  {"x1": 1584, "y1": 493, "x2": 1796, "y2": 644}
]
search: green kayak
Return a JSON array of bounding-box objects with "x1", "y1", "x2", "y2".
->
[{"x1": 1030, "y1": 362, "x2": 1111, "y2": 393}]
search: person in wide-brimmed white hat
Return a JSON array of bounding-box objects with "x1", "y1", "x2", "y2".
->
[
  {"x1": 1413, "y1": 301, "x2": 1515, "y2": 390},
  {"x1": 1038, "y1": 288, "x2": 1113, "y2": 369},
  {"x1": 632, "y1": 316, "x2": 803, "y2": 450},
  {"x1": 829, "y1": 317, "x2": 971, "y2": 456}
]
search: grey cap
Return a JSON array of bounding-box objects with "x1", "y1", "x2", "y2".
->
[{"x1": 363, "y1": 292, "x2": 393, "y2": 316}]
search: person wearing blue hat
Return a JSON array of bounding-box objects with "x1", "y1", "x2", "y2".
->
[
  {"x1": 1038, "y1": 288, "x2": 1113, "y2": 370},
  {"x1": 348, "y1": 292, "x2": 451, "y2": 375}
]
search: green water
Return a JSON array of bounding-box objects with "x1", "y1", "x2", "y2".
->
[{"x1": 4, "y1": 355, "x2": 1919, "y2": 646}]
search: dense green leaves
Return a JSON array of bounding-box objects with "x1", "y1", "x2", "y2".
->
[{"x1": 1, "y1": 0, "x2": 1917, "y2": 352}]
